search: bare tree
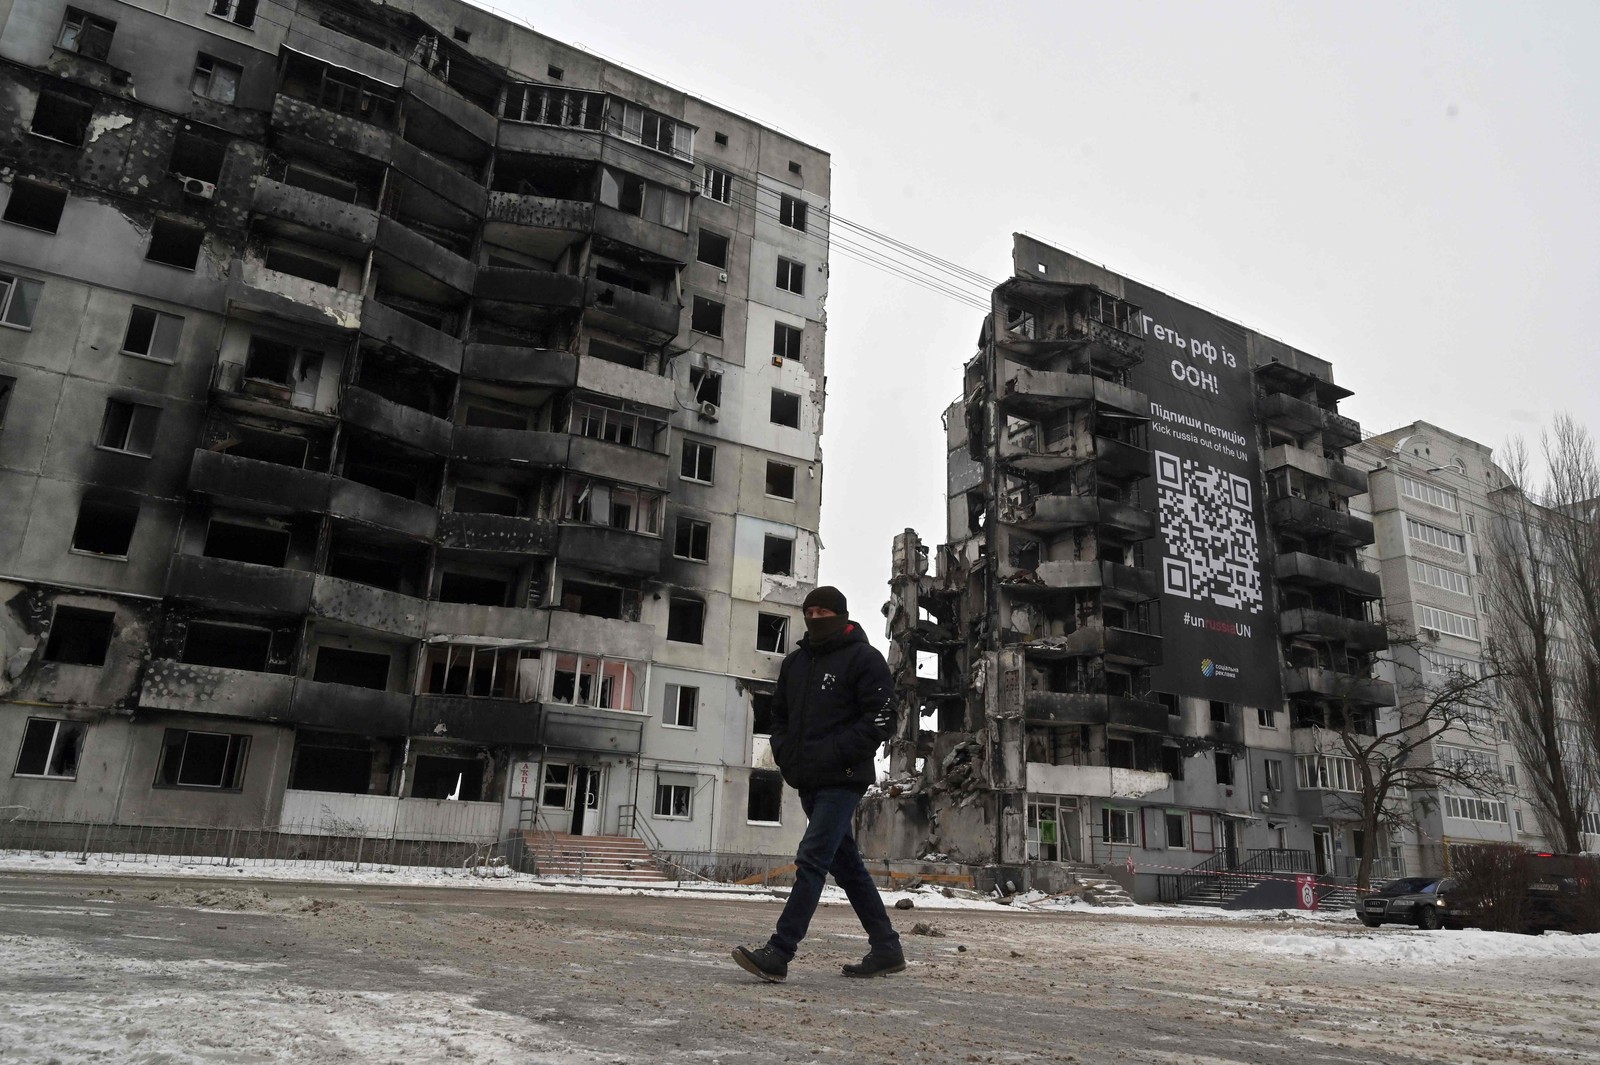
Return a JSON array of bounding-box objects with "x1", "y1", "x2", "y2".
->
[
  {"x1": 1541, "y1": 415, "x2": 1600, "y2": 803},
  {"x1": 1322, "y1": 636, "x2": 1505, "y2": 892},
  {"x1": 1483, "y1": 439, "x2": 1591, "y2": 852}
]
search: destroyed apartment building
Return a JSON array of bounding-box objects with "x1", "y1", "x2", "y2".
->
[
  {"x1": 0, "y1": 0, "x2": 828, "y2": 856},
  {"x1": 862, "y1": 235, "x2": 1394, "y2": 900}
]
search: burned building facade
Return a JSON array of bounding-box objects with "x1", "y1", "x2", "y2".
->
[
  {"x1": 866, "y1": 235, "x2": 1391, "y2": 898},
  {"x1": 0, "y1": 0, "x2": 827, "y2": 853}
]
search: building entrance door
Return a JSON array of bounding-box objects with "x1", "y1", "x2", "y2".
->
[
  {"x1": 1219, "y1": 819, "x2": 1240, "y2": 868},
  {"x1": 570, "y1": 766, "x2": 602, "y2": 835},
  {"x1": 1313, "y1": 826, "x2": 1333, "y2": 876}
]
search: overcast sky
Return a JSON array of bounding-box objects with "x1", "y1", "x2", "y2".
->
[{"x1": 499, "y1": 0, "x2": 1600, "y2": 635}]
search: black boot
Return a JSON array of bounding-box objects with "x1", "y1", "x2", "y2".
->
[
  {"x1": 842, "y1": 948, "x2": 906, "y2": 977},
  {"x1": 732, "y1": 944, "x2": 789, "y2": 983}
]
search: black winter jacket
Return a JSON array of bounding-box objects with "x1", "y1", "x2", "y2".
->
[{"x1": 769, "y1": 621, "x2": 895, "y2": 794}]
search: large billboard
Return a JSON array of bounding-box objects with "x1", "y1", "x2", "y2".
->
[{"x1": 1123, "y1": 281, "x2": 1282, "y2": 709}]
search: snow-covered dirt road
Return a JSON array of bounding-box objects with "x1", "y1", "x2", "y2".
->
[{"x1": 2, "y1": 871, "x2": 1597, "y2": 1064}]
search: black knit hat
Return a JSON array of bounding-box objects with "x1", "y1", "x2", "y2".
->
[{"x1": 802, "y1": 585, "x2": 848, "y2": 616}]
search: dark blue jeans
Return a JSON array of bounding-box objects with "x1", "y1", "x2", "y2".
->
[{"x1": 766, "y1": 787, "x2": 900, "y2": 959}]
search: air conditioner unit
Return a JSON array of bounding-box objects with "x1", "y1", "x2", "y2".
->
[
  {"x1": 699, "y1": 401, "x2": 720, "y2": 421},
  {"x1": 181, "y1": 177, "x2": 216, "y2": 200},
  {"x1": 1421, "y1": 627, "x2": 1441, "y2": 642}
]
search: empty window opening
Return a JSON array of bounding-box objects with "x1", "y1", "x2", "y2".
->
[
  {"x1": 673, "y1": 517, "x2": 709, "y2": 562},
  {"x1": 779, "y1": 194, "x2": 807, "y2": 232},
  {"x1": 14, "y1": 717, "x2": 84, "y2": 779},
  {"x1": 560, "y1": 579, "x2": 638, "y2": 620},
  {"x1": 501, "y1": 84, "x2": 602, "y2": 128},
  {"x1": 1, "y1": 275, "x2": 43, "y2": 329},
  {"x1": 702, "y1": 166, "x2": 732, "y2": 203},
  {"x1": 157, "y1": 729, "x2": 249, "y2": 789},
  {"x1": 773, "y1": 322, "x2": 802, "y2": 362},
  {"x1": 70, "y1": 496, "x2": 138, "y2": 557},
  {"x1": 691, "y1": 296, "x2": 724, "y2": 337},
  {"x1": 1165, "y1": 812, "x2": 1188, "y2": 848},
  {"x1": 1209, "y1": 700, "x2": 1231, "y2": 723},
  {"x1": 312, "y1": 646, "x2": 391, "y2": 690},
  {"x1": 289, "y1": 734, "x2": 371, "y2": 793},
  {"x1": 452, "y1": 484, "x2": 521, "y2": 516},
  {"x1": 681, "y1": 440, "x2": 715, "y2": 484},
  {"x1": 97, "y1": 399, "x2": 161, "y2": 456},
  {"x1": 325, "y1": 539, "x2": 407, "y2": 591},
  {"x1": 451, "y1": 26, "x2": 471, "y2": 42},
  {"x1": 747, "y1": 770, "x2": 782, "y2": 823},
  {"x1": 461, "y1": 401, "x2": 530, "y2": 431},
  {"x1": 412, "y1": 755, "x2": 481, "y2": 800},
  {"x1": 654, "y1": 780, "x2": 691, "y2": 818},
  {"x1": 572, "y1": 400, "x2": 656, "y2": 449},
  {"x1": 203, "y1": 519, "x2": 289, "y2": 567},
  {"x1": 170, "y1": 131, "x2": 227, "y2": 184},
  {"x1": 770, "y1": 389, "x2": 801, "y2": 428},
  {"x1": 762, "y1": 535, "x2": 794, "y2": 576},
  {"x1": 751, "y1": 692, "x2": 774, "y2": 735},
  {"x1": 664, "y1": 683, "x2": 698, "y2": 728},
  {"x1": 57, "y1": 9, "x2": 116, "y2": 61},
  {"x1": 787, "y1": 160, "x2": 802, "y2": 175},
  {"x1": 191, "y1": 54, "x2": 241, "y2": 104},
  {"x1": 689, "y1": 366, "x2": 722, "y2": 406},
  {"x1": 208, "y1": 0, "x2": 259, "y2": 28},
  {"x1": 121, "y1": 307, "x2": 184, "y2": 361},
  {"x1": 586, "y1": 337, "x2": 649, "y2": 371},
  {"x1": 756, "y1": 613, "x2": 788, "y2": 654},
  {"x1": 1106, "y1": 737, "x2": 1136, "y2": 770},
  {"x1": 775, "y1": 257, "x2": 805, "y2": 295},
  {"x1": 697, "y1": 229, "x2": 729, "y2": 268},
  {"x1": 598, "y1": 168, "x2": 688, "y2": 229},
  {"x1": 3, "y1": 181, "x2": 67, "y2": 233},
  {"x1": 43, "y1": 606, "x2": 115, "y2": 666},
  {"x1": 244, "y1": 337, "x2": 323, "y2": 397},
  {"x1": 0, "y1": 375, "x2": 14, "y2": 427},
  {"x1": 546, "y1": 63, "x2": 563, "y2": 80},
  {"x1": 146, "y1": 219, "x2": 205, "y2": 270},
  {"x1": 765, "y1": 461, "x2": 796, "y2": 499},
  {"x1": 1215, "y1": 752, "x2": 1235, "y2": 785},
  {"x1": 30, "y1": 92, "x2": 94, "y2": 145},
  {"x1": 667, "y1": 598, "x2": 705, "y2": 644},
  {"x1": 1161, "y1": 746, "x2": 1184, "y2": 779},
  {"x1": 713, "y1": 131, "x2": 728, "y2": 146},
  {"x1": 228, "y1": 424, "x2": 310, "y2": 468},
  {"x1": 423, "y1": 644, "x2": 539, "y2": 700},
  {"x1": 182, "y1": 622, "x2": 271, "y2": 671},
  {"x1": 264, "y1": 246, "x2": 341, "y2": 287},
  {"x1": 439, "y1": 570, "x2": 513, "y2": 607},
  {"x1": 341, "y1": 438, "x2": 429, "y2": 499}
]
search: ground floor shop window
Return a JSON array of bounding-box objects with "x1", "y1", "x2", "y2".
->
[{"x1": 412, "y1": 755, "x2": 481, "y2": 800}]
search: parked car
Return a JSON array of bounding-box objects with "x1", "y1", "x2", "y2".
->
[
  {"x1": 1523, "y1": 853, "x2": 1599, "y2": 934},
  {"x1": 1358, "y1": 876, "x2": 1461, "y2": 929}
]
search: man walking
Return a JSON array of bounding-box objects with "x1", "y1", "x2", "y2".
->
[{"x1": 732, "y1": 586, "x2": 904, "y2": 983}]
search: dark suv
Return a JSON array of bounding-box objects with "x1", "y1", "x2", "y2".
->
[{"x1": 1358, "y1": 876, "x2": 1461, "y2": 929}]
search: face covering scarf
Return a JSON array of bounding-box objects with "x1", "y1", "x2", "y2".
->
[{"x1": 804, "y1": 615, "x2": 849, "y2": 642}]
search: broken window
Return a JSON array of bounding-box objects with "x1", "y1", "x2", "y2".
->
[
  {"x1": 57, "y1": 8, "x2": 116, "y2": 61},
  {"x1": 263, "y1": 246, "x2": 341, "y2": 287},
  {"x1": 559, "y1": 478, "x2": 662, "y2": 535},
  {"x1": 680, "y1": 440, "x2": 714, "y2": 484},
  {"x1": 29, "y1": 91, "x2": 93, "y2": 145},
  {"x1": 312, "y1": 647, "x2": 391, "y2": 690},
  {"x1": 609, "y1": 100, "x2": 694, "y2": 159},
  {"x1": 1154, "y1": 691, "x2": 1179, "y2": 717},
  {"x1": 691, "y1": 296, "x2": 724, "y2": 337},
  {"x1": 653, "y1": 779, "x2": 691, "y2": 818},
  {"x1": 157, "y1": 729, "x2": 249, "y2": 789},
  {"x1": 1106, "y1": 737, "x2": 1136, "y2": 770},
  {"x1": 1209, "y1": 700, "x2": 1231, "y2": 723},
  {"x1": 547, "y1": 653, "x2": 639, "y2": 710},
  {"x1": 207, "y1": 0, "x2": 258, "y2": 28},
  {"x1": 121, "y1": 307, "x2": 184, "y2": 362},
  {"x1": 14, "y1": 717, "x2": 85, "y2": 779},
  {"x1": 70, "y1": 495, "x2": 138, "y2": 557},
  {"x1": 1263, "y1": 758, "x2": 1284, "y2": 791},
  {"x1": 1164, "y1": 812, "x2": 1187, "y2": 849},
  {"x1": 313, "y1": 68, "x2": 395, "y2": 120},
  {"x1": 559, "y1": 579, "x2": 639, "y2": 620},
  {"x1": 1215, "y1": 752, "x2": 1235, "y2": 786},
  {"x1": 412, "y1": 755, "x2": 481, "y2": 800},
  {"x1": 281, "y1": 160, "x2": 359, "y2": 202},
  {"x1": 422, "y1": 644, "x2": 539, "y2": 700},
  {"x1": 43, "y1": 606, "x2": 115, "y2": 666},
  {"x1": 500, "y1": 84, "x2": 603, "y2": 128},
  {"x1": 751, "y1": 692, "x2": 774, "y2": 735},
  {"x1": 244, "y1": 336, "x2": 323, "y2": 396},
  {"x1": 1258, "y1": 706, "x2": 1278, "y2": 728},
  {"x1": 762, "y1": 535, "x2": 794, "y2": 576},
  {"x1": 203, "y1": 518, "x2": 289, "y2": 566},
  {"x1": 765, "y1": 461, "x2": 796, "y2": 500},
  {"x1": 769, "y1": 389, "x2": 801, "y2": 428},
  {"x1": 289, "y1": 733, "x2": 371, "y2": 794},
  {"x1": 1102, "y1": 806, "x2": 1134, "y2": 845},
  {"x1": 779, "y1": 194, "x2": 807, "y2": 232},
  {"x1": 182, "y1": 621, "x2": 271, "y2": 671},
  {"x1": 169, "y1": 130, "x2": 227, "y2": 184},
  {"x1": 702, "y1": 166, "x2": 733, "y2": 204},
  {"x1": 688, "y1": 366, "x2": 722, "y2": 407},
  {"x1": 0, "y1": 274, "x2": 43, "y2": 329},
  {"x1": 540, "y1": 762, "x2": 571, "y2": 807},
  {"x1": 597, "y1": 168, "x2": 687, "y2": 230},
  {"x1": 773, "y1": 322, "x2": 802, "y2": 362},
  {"x1": 438, "y1": 570, "x2": 513, "y2": 607},
  {"x1": 747, "y1": 770, "x2": 782, "y2": 823},
  {"x1": 97, "y1": 399, "x2": 161, "y2": 456},
  {"x1": 673, "y1": 517, "x2": 709, "y2": 562},
  {"x1": 229, "y1": 424, "x2": 310, "y2": 468},
  {"x1": 667, "y1": 598, "x2": 705, "y2": 644},
  {"x1": 1161, "y1": 745, "x2": 1185, "y2": 780},
  {"x1": 696, "y1": 229, "x2": 729, "y2": 268},
  {"x1": 3, "y1": 180, "x2": 68, "y2": 233},
  {"x1": 663, "y1": 683, "x2": 698, "y2": 728},
  {"x1": 452, "y1": 484, "x2": 521, "y2": 516},
  {"x1": 756, "y1": 613, "x2": 788, "y2": 655},
  {"x1": 775, "y1": 257, "x2": 805, "y2": 295},
  {"x1": 571, "y1": 400, "x2": 655, "y2": 449},
  {"x1": 191, "y1": 54, "x2": 241, "y2": 104},
  {"x1": 145, "y1": 219, "x2": 205, "y2": 270}
]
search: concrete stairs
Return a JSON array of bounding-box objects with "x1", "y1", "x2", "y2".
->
[
  {"x1": 524, "y1": 831, "x2": 671, "y2": 882},
  {"x1": 1062, "y1": 861, "x2": 1136, "y2": 907}
]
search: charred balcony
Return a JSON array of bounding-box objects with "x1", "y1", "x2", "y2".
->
[
  {"x1": 1256, "y1": 391, "x2": 1362, "y2": 449},
  {"x1": 451, "y1": 426, "x2": 569, "y2": 467},
  {"x1": 992, "y1": 280, "x2": 1145, "y2": 369},
  {"x1": 188, "y1": 448, "x2": 332, "y2": 515},
  {"x1": 412, "y1": 694, "x2": 543, "y2": 746},
  {"x1": 270, "y1": 94, "x2": 393, "y2": 165},
  {"x1": 568, "y1": 437, "x2": 671, "y2": 493},
  {"x1": 438, "y1": 511, "x2": 559, "y2": 554},
  {"x1": 166, "y1": 554, "x2": 314, "y2": 614},
  {"x1": 250, "y1": 178, "x2": 379, "y2": 256},
  {"x1": 340, "y1": 386, "x2": 453, "y2": 455},
  {"x1": 485, "y1": 191, "x2": 594, "y2": 253},
  {"x1": 593, "y1": 205, "x2": 695, "y2": 264},
  {"x1": 374, "y1": 217, "x2": 475, "y2": 296},
  {"x1": 1020, "y1": 691, "x2": 1169, "y2": 732},
  {"x1": 309, "y1": 572, "x2": 428, "y2": 640},
  {"x1": 1263, "y1": 443, "x2": 1367, "y2": 497},
  {"x1": 1001, "y1": 560, "x2": 1160, "y2": 602},
  {"x1": 286, "y1": 679, "x2": 413, "y2": 735},
  {"x1": 138, "y1": 659, "x2": 295, "y2": 719},
  {"x1": 473, "y1": 266, "x2": 585, "y2": 310},
  {"x1": 1020, "y1": 626, "x2": 1163, "y2": 665},
  {"x1": 1284, "y1": 666, "x2": 1395, "y2": 709},
  {"x1": 1279, "y1": 608, "x2": 1389, "y2": 652},
  {"x1": 1003, "y1": 494, "x2": 1157, "y2": 540},
  {"x1": 997, "y1": 368, "x2": 1148, "y2": 420},
  {"x1": 226, "y1": 258, "x2": 364, "y2": 331},
  {"x1": 583, "y1": 277, "x2": 681, "y2": 344},
  {"x1": 360, "y1": 299, "x2": 463, "y2": 374},
  {"x1": 1255, "y1": 361, "x2": 1353, "y2": 407},
  {"x1": 1274, "y1": 551, "x2": 1383, "y2": 599},
  {"x1": 462, "y1": 343, "x2": 578, "y2": 388},
  {"x1": 557, "y1": 525, "x2": 664, "y2": 578},
  {"x1": 392, "y1": 138, "x2": 487, "y2": 219},
  {"x1": 999, "y1": 425, "x2": 1150, "y2": 479},
  {"x1": 327, "y1": 476, "x2": 438, "y2": 542},
  {"x1": 1267, "y1": 495, "x2": 1375, "y2": 546}
]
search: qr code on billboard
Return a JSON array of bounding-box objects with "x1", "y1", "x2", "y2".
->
[{"x1": 1154, "y1": 450, "x2": 1264, "y2": 613}]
